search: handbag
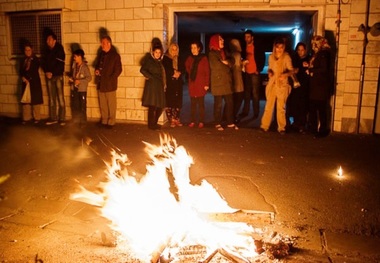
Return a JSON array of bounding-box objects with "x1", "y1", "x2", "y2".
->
[{"x1": 21, "y1": 82, "x2": 31, "y2": 103}]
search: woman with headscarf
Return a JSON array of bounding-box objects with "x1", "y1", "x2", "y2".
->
[
  {"x1": 308, "y1": 35, "x2": 332, "y2": 138},
  {"x1": 19, "y1": 43, "x2": 43, "y2": 124},
  {"x1": 287, "y1": 42, "x2": 311, "y2": 133},
  {"x1": 208, "y1": 34, "x2": 238, "y2": 131},
  {"x1": 185, "y1": 40, "x2": 210, "y2": 128},
  {"x1": 229, "y1": 38, "x2": 245, "y2": 123},
  {"x1": 162, "y1": 43, "x2": 183, "y2": 127},
  {"x1": 140, "y1": 38, "x2": 166, "y2": 130}
]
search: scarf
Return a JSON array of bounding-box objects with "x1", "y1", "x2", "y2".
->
[
  {"x1": 24, "y1": 57, "x2": 32, "y2": 71},
  {"x1": 209, "y1": 34, "x2": 226, "y2": 60},
  {"x1": 190, "y1": 54, "x2": 205, "y2": 81}
]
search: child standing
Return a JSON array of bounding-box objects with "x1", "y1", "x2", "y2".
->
[{"x1": 69, "y1": 49, "x2": 92, "y2": 127}]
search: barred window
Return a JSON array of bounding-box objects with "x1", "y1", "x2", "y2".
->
[{"x1": 8, "y1": 11, "x2": 62, "y2": 56}]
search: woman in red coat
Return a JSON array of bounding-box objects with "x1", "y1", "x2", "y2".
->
[{"x1": 185, "y1": 40, "x2": 210, "y2": 128}]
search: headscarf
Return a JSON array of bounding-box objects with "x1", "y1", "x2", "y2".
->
[
  {"x1": 166, "y1": 43, "x2": 179, "y2": 70},
  {"x1": 310, "y1": 35, "x2": 330, "y2": 68},
  {"x1": 311, "y1": 35, "x2": 330, "y2": 53},
  {"x1": 229, "y1": 39, "x2": 242, "y2": 53},
  {"x1": 209, "y1": 34, "x2": 226, "y2": 60}
]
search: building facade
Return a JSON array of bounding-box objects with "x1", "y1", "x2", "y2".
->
[{"x1": 0, "y1": 0, "x2": 379, "y2": 133}]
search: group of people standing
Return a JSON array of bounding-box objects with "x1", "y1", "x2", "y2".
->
[
  {"x1": 19, "y1": 33, "x2": 122, "y2": 129},
  {"x1": 19, "y1": 30, "x2": 332, "y2": 137},
  {"x1": 260, "y1": 35, "x2": 332, "y2": 137},
  {"x1": 139, "y1": 32, "x2": 332, "y2": 136},
  {"x1": 139, "y1": 30, "x2": 265, "y2": 131}
]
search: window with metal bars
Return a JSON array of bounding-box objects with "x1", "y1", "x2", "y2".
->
[{"x1": 8, "y1": 11, "x2": 62, "y2": 56}]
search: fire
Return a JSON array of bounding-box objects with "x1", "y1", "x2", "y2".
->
[
  {"x1": 71, "y1": 134, "x2": 257, "y2": 262},
  {"x1": 337, "y1": 166, "x2": 343, "y2": 177}
]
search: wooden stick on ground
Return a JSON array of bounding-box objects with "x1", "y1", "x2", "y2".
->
[
  {"x1": 319, "y1": 229, "x2": 334, "y2": 263},
  {"x1": 39, "y1": 219, "x2": 57, "y2": 229},
  {"x1": 0, "y1": 212, "x2": 17, "y2": 221}
]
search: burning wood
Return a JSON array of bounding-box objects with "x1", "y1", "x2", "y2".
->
[
  {"x1": 201, "y1": 247, "x2": 250, "y2": 263},
  {"x1": 70, "y1": 134, "x2": 293, "y2": 262}
]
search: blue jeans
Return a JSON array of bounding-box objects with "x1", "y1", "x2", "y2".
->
[{"x1": 46, "y1": 76, "x2": 65, "y2": 121}]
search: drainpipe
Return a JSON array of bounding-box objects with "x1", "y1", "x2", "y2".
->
[
  {"x1": 356, "y1": 0, "x2": 370, "y2": 133},
  {"x1": 332, "y1": 0, "x2": 342, "y2": 132}
]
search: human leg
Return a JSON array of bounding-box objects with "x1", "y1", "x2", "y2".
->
[
  {"x1": 32, "y1": 104, "x2": 41, "y2": 122},
  {"x1": 308, "y1": 99, "x2": 318, "y2": 134},
  {"x1": 252, "y1": 74, "x2": 261, "y2": 118},
  {"x1": 213, "y1": 95, "x2": 223, "y2": 125},
  {"x1": 98, "y1": 91, "x2": 108, "y2": 125},
  {"x1": 55, "y1": 76, "x2": 66, "y2": 122},
  {"x1": 107, "y1": 91, "x2": 117, "y2": 126},
  {"x1": 46, "y1": 78, "x2": 57, "y2": 121},
  {"x1": 224, "y1": 94, "x2": 234, "y2": 125},
  {"x1": 22, "y1": 104, "x2": 32, "y2": 122},
  {"x1": 79, "y1": 91, "x2": 87, "y2": 124},
  {"x1": 71, "y1": 88, "x2": 80, "y2": 123},
  {"x1": 199, "y1": 96, "x2": 205, "y2": 123},
  {"x1": 260, "y1": 85, "x2": 276, "y2": 131},
  {"x1": 276, "y1": 91, "x2": 288, "y2": 132},
  {"x1": 241, "y1": 73, "x2": 253, "y2": 116},
  {"x1": 147, "y1": 106, "x2": 155, "y2": 129}
]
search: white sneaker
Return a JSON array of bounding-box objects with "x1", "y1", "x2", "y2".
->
[{"x1": 46, "y1": 120, "x2": 58, "y2": 125}]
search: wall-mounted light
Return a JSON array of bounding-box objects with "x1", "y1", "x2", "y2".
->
[{"x1": 292, "y1": 28, "x2": 299, "y2": 35}]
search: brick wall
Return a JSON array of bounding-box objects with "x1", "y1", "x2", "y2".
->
[{"x1": 0, "y1": 0, "x2": 379, "y2": 133}]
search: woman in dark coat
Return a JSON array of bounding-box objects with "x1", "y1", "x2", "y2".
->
[
  {"x1": 208, "y1": 34, "x2": 238, "y2": 131},
  {"x1": 308, "y1": 35, "x2": 332, "y2": 138},
  {"x1": 140, "y1": 38, "x2": 166, "y2": 130},
  {"x1": 288, "y1": 42, "x2": 311, "y2": 133},
  {"x1": 162, "y1": 43, "x2": 183, "y2": 127},
  {"x1": 20, "y1": 43, "x2": 43, "y2": 124}
]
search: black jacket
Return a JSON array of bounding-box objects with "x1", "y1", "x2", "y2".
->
[{"x1": 42, "y1": 43, "x2": 65, "y2": 76}]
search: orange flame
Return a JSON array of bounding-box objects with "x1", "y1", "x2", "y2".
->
[{"x1": 71, "y1": 134, "x2": 257, "y2": 261}]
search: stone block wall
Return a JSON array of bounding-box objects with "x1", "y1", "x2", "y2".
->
[{"x1": 0, "y1": 0, "x2": 379, "y2": 133}]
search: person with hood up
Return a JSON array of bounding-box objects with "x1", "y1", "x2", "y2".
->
[
  {"x1": 208, "y1": 34, "x2": 238, "y2": 131},
  {"x1": 185, "y1": 40, "x2": 210, "y2": 128},
  {"x1": 308, "y1": 35, "x2": 332, "y2": 138},
  {"x1": 260, "y1": 37, "x2": 294, "y2": 134},
  {"x1": 140, "y1": 38, "x2": 166, "y2": 130}
]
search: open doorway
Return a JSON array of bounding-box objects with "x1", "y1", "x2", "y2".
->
[{"x1": 172, "y1": 9, "x2": 319, "y2": 126}]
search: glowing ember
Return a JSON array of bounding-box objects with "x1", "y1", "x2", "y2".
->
[
  {"x1": 337, "y1": 166, "x2": 343, "y2": 177},
  {"x1": 71, "y1": 134, "x2": 258, "y2": 262}
]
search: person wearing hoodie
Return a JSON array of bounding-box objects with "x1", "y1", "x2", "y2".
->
[
  {"x1": 185, "y1": 40, "x2": 210, "y2": 128},
  {"x1": 260, "y1": 37, "x2": 294, "y2": 134},
  {"x1": 208, "y1": 34, "x2": 238, "y2": 131},
  {"x1": 140, "y1": 38, "x2": 166, "y2": 130}
]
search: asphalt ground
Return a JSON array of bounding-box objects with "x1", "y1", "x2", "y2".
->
[{"x1": 0, "y1": 116, "x2": 380, "y2": 262}]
